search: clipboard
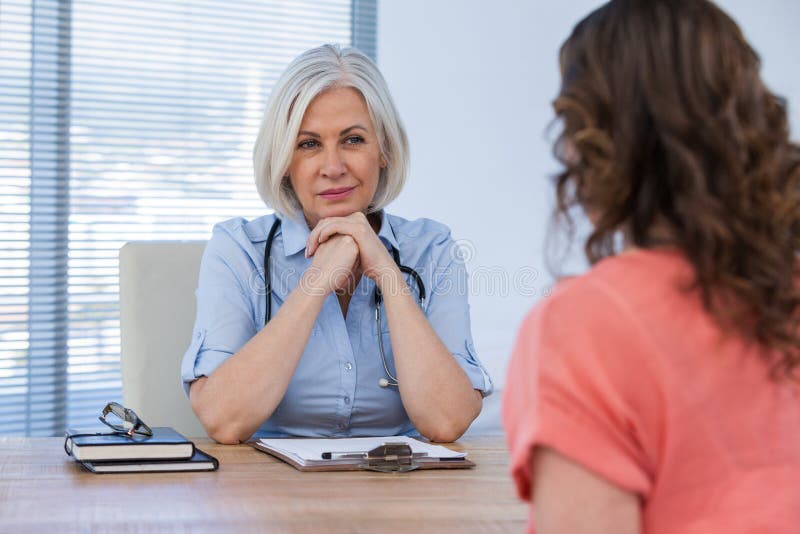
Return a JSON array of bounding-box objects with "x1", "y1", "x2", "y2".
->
[{"x1": 249, "y1": 439, "x2": 475, "y2": 472}]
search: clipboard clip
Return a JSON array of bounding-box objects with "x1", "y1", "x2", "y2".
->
[{"x1": 360, "y1": 442, "x2": 420, "y2": 473}]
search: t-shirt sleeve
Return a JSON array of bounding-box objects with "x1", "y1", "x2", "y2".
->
[
  {"x1": 502, "y1": 279, "x2": 663, "y2": 501},
  {"x1": 180, "y1": 225, "x2": 259, "y2": 396}
]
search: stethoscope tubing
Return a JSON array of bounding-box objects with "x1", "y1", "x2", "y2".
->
[{"x1": 263, "y1": 217, "x2": 425, "y2": 388}]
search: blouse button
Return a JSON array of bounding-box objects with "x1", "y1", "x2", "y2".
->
[
  {"x1": 344, "y1": 396, "x2": 351, "y2": 405},
  {"x1": 344, "y1": 362, "x2": 353, "y2": 371}
]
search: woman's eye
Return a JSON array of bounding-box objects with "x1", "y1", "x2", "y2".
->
[
  {"x1": 298, "y1": 139, "x2": 319, "y2": 149},
  {"x1": 344, "y1": 135, "x2": 364, "y2": 145}
]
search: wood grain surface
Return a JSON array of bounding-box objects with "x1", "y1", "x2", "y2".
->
[{"x1": 0, "y1": 436, "x2": 527, "y2": 533}]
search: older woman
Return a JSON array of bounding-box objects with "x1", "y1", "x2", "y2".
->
[
  {"x1": 181, "y1": 44, "x2": 492, "y2": 444},
  {"x1": 504, "y1": 0, "x2": 800, "y2": 532}
]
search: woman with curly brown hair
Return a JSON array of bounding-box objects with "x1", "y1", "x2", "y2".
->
[{"x1": 503, "y1": 0, "x2": 800, "y2": 532}]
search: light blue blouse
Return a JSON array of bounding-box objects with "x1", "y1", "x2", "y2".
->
[{"x1": 181, "y1": 211, "x2": 493, "y2": 438}]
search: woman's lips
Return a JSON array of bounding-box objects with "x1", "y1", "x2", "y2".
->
[{"x1": 319, "y1": 186, "x2": 356, "y2": 200}]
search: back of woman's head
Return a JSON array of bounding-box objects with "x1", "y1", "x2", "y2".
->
[{"x1": 554, "y1": 0, "x2": 800, "y2": 376}]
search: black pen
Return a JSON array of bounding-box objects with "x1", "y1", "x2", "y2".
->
[
  {"x1": 320, "y1": 450, "x2": 428, "y2": 460},
  {"x1": 320, "y1": 451, "x2": 367, "y2": 460}
]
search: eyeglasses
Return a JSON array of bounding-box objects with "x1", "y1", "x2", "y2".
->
[
  {"x1": 99, "y1": 402, "x2": 153, "y2": 437},
  {"x1": 64, "y1": 402, "x2": 153, "y2": 457}
]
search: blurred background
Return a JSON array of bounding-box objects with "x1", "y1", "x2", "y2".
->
[{"x1": 1, "y1": 0, "x2": 797, "y2": 436}]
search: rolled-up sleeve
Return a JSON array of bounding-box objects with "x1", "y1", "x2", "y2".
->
[
  {"x1": 424, "y1": 235, "x2": 494, "y2": 397},
  {"x1": 180, "y1": 226, "x2": 259, "y2": 396}
]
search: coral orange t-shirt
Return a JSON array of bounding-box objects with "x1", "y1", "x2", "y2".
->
[{"x1": 503, "y1": 249, "x2": 800, "y2": 533}]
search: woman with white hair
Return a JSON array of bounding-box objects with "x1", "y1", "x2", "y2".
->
[{"x1": 181, "y1": 44, "x2": 492, "y2": 444}]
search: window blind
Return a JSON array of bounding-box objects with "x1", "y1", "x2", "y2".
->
[{"x1": 0, "y1": 0, "x2": 377, "y2": 436}]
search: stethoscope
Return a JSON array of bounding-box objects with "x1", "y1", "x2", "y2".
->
[{"x1": 263, "y1": 218, "x2": 426, "y2": 388}]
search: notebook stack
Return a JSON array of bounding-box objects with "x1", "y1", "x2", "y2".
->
[{"x1": 64, "y1": 426, "x2": 218, "y2": 474}]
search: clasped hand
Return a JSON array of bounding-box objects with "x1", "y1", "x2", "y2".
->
[{"x1": 302, "y1": 212, "x2": 399, "y2": 295}]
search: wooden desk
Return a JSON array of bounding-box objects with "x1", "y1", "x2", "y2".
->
[{"x1": 0, "y1": 436, "x2": 527, "y2": 532}]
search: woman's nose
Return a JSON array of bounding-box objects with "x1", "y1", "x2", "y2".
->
[{"x1": 320, "y1": 148, "x2": 345, "y2": 178}]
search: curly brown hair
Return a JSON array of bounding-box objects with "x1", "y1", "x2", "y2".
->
[{"x1": 553, "y1": 0, "x2": 800, "y2": 377}]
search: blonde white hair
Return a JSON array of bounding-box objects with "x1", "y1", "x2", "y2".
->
[{"x1": 253, "y1": 44, "x2": 409, "y2": 218}]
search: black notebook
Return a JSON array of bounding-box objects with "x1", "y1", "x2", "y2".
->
[
  {"x1": 78, "y1": 448, "x2": 218, "y2": 474},
  {"x1": 64, "y1": 426, "x2": 195, "y2": 462}
]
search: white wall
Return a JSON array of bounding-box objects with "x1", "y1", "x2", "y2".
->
[{"x1": 376, "y1": 0, "x2": 800, "y2": 434}]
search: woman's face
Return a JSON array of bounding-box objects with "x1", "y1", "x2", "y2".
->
[{"x1": 288, "y1": 86, "x2": 384, "y2": 228}]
